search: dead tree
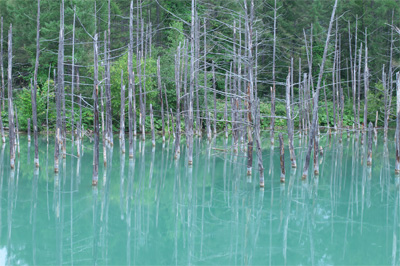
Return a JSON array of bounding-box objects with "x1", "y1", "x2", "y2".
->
[
  {"x1": 270, "y1": 0, "x2": 277, "y2": 145},
  {"x1": 120, "y1": 70, "x2": 125, "y2": 141},
  {"x1": 8, "y1": 25, "x2": 15, "y2": 169},
  {"x1": 27, "y1": 118, "x2": 31, "y2": 143},
  {"x1": 224, "y1": 73, "x2": 228, "y2": 139},
  {"x1": 203, "y1": 20, "x2": 211, "y2": 141},
  {"x1": 0, "y1": 18, "x2": 4, "y2": 144},
  {"x1": 212, "y1": 62, "x2": 217, "y2": 135},
  {"x1": 92, "y1": 34, "x2": 99, "y2": 186},
  {"x1": 164, "y1": 84, "x2": 170, "y2": 137},
  {"x1": 150, "y1": 104, "x2": 155, "y2": 147},
  {"x1": 0, "y1": 17, "x2": 3, "y2": 112},
  {"x1": 128, "y1": 58, "x2": 134, "y2": 159},
  {"x1": 70, "y1": 5, "x2": 76, "y2": 151},
  {"x1": 285, "y1": 70, "x2": 296, "y2": 168},
  {"x1": 279, "y1": 133, "x2": 285, "y2": 183},
  {"x1": 383, "y1": 66, "x2": 388, "y2": 142},
  {"x1": 364, "y1": 37, "x2": 368, "y2": 134},
  {"x1": 313, "y1": 129, "x2": 319, "y2": 175},
  {"x1": 59, "y1": 0, "x2": 66, "y2": 159},
  {"x1": 77, "y1": 95, "x2": 82, "y2": 158},
  {"x1": 187, "y1": 0, "x2": 196, "y2": 166},
  {"x1": 302, "y1": 0, "x2": 337, "y2": 179},
  {"x1": 244, "y1": 0, "x2": 254, "y2": 176},
  {"x1": 367, "y1": 122, "x2": 372, "y2": 166},
  {"x1": 46, "y1": 66, "x2": 51, "y2": 143},
  {"x1": 174, "y1": 49, "x2": 181, "y2": 159},
  {"x1": 15, "y1": 106, "x2": 20, "y2": 156},
  {"x1": 157, "y1": 57, "x2": 165, "y2": 142},
  {"x1": 396, "y1": 72, "x2": 400, "y2": 174},
  {"x1": 105, "y1": 35, "x2": 112, "y2": 146},
  {"x1": 129, "y1": 1, "x2": 136, "y2": 137}
]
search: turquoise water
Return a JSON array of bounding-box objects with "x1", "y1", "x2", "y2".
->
[{"x1": 0, "y1": 132, "x2": 398, "y2": 265}]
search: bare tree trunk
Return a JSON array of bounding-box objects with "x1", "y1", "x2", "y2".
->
[
  {"x1": 106, "y1": 0, "x2": 113, "y2": 146},
  {"x1": 128, "y1": 50, "x2": 134, "y2": 158},
  {"x1": 357, "y1": 43, "x2": 362, "y2": 133},
  {"x1": 46, "y1": 66, "x2": 51, "y2": 143},
  {"x1": 100, "y1": 75, "x2": 106, "y2": 167},
  {"x1": 212, "y1": 62, "x2": 217, "y2": 135},
  {"x1": 15, "y1": 106, "x2": 20, "y2": 157},
  {"x1": 0, "y1": 17, "x2": 3, "y2": 113},
  {"x1": 255, "y1": 100, "x2": 264, "y2": 187},
  {"x1": 69, "y1": 8, "x2": 76, "y2": 161},
  {"x1": 195, "y1": 9, "x2": 201, "y2": 137},
  {"x1": 150, "y1": 104, "x2": 155, "y2": 147},
  {"x1": 396, "y1": 72, "x2": 400, "y2": 174},
  {"x1": 188, "y1": 0, "x2": 196, "y2": 165},
  {"x1": 374, "y1": 110, "x2": 378, "y2": 141},
  {"x1": 298, "y1": 58, "x2": 302, "y2": 132},
  {"x1": 129, "y1": 1, "x2": 136, "y2": 138},
  {"x1": 0, "y1": 17, "x2": 4, "y2": 144},
  {"x1": 157, "y1": 57, "x2": 165, "y2": 142},
  {"x1": 8, "y1": 27, "x2": 15, "y2": 168},
  {"x1": 383, "y1": 66, "x2": 388, "y2": 142},
  {"x1": 164, "y1": 84, "x2": 170, "y2": 137},
  {"x1": 332, "y1": 23, "x2": 337, "y2": 130},
  {"x1": 28, "y1": 118, "x2": 31, "y2": 143},
  {"x1": 59, "y1": 0, "x2": 66, "y2": 159},
  {"x1": 120, "y1": 70, "x2": 125, "y2": 142},
  {"x1": 323, "y1": 80, "x2": 330, "y2": 132},
  {"x1": 367, "y1": 122, "x2": 372, "y2": 166},
  {"x1": 313, "y1": 125, "x2": 319, "y2": 175},
  {"x1": 387, "y1": 12, "x2": 394, "y2": 133},
  {"x1": 224, "y1": 73, "x2": 228, "y2": 139},
  {"x1": 302, "y1": 0, "x2": 337, "y2": 179},
  {"x1": 244, "y1": 0, "x2": 254, "y2": 176},
  {"x1": 170, "y1": 108, "x2": 175, "y2": 139},
  {"x1": 204, "y1": 19, "x2": 211, "y2": 141},
  {"x1": 279, "y1": 133, "x2": 285, "y2": 183},
  {"x1": 54, "y1": 1, "x2": 62, "y2": 172},
  {"x1": 270, "y1": 0, "x2": 277, "y2": 145},
  {"x1": 77, "y1": 95, "x2": 81, "y2": 158},
  {"x1": 92, "y1": 34, "x2": 99, "y2": 186},
  {"x1": 364, "y1": 36, "x2": 368, "y2": 135},
  {"x1": 285, "y1": 70, "x2": 296, "y2": 168},
  {"x1": 174, "y1": 49, "x2": 181, "y2": 159}
]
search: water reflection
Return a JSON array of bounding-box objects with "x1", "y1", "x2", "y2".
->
[{"x1": 0, "y1": 133, "x2": 399, "y2": 265}]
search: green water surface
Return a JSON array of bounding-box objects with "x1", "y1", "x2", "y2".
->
[{"x1": 0, "y1": 132, "x2": 397, "y2": 265}]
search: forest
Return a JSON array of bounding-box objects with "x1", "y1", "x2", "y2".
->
[{"x1": 0, "y1": 0, "x2": 399, "y2": 182}]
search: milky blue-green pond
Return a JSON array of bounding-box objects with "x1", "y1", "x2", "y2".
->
[{"x1": 0, "y1": 131, "x2": 398, "y2": 265}]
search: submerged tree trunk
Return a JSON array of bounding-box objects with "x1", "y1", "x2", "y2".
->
[
  {"x1": 128, "y1": 53, "x2": 134, "y2": 158},
  {"x1": 174, "y1": 50, "x2": 181, "y2": 159},
  {"x1": 212, "y1": 62, "x2": 217, "y2": 135},
  {"x1": 77, "y1": 95, "x2": 82, "y2": 158},
  {"x1": 70, "y1": 5, "x2": 75, "y2": 154},
  {"x1": 0, "y1": 17, "x2": 3, "y2": 113},
  {"x1": 313, "y1": 131, "x2": 319, "y2": 175},
  {"x1": 157, "y1": 57, "x2": 165, "y2": 142},
  {"x1": 285, "y1": 70, "x2": 296, "y2": 168},
  {"x1": 120, "y1": 70, "x2": 125, "y2": 142},
  {"x1": 255, "y1": 100, "x2": 264, "y2": 187},
  {"x1": 270, "y1": 0, "x2": 277, "y2": 145},
  {"x1": 395, "y1": 72, "x2": 400, "y2": 174},
  {"x1": 0, "y1": 18, "x2": 4, "y2": 144},
  {"x1": 302, "y1": 0, "x2": 337, "y2": 179},
  {"x1": 8, "y1": 27, "x2": 15, "y2": 169},
  {"x1": 279, "y1": 133, "x2": 285, "y2": 183},
  {"x1": 27, "y1": 118, "x2": 31, "y2": 143},
  {"x1": 92, "y1": 34, "x2": 99, "y2": 186},
  {"x1": 367, "y1": 122, "x2": 372, "y2": 166}
]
